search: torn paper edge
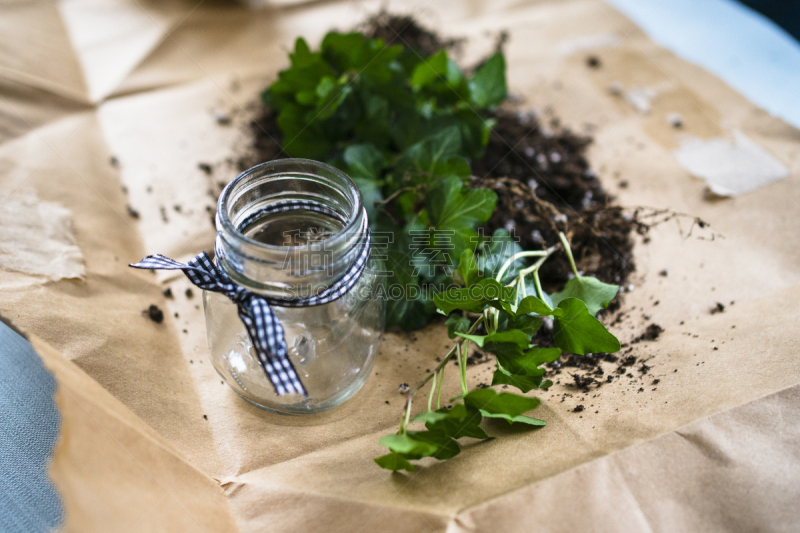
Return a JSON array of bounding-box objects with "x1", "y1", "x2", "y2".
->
[
  {"x1": 673, "y1": 130, "x2": 790, "y2": 197},
  {"x1": 0, "y1": 189, "x2": 86, "y2": 280}
]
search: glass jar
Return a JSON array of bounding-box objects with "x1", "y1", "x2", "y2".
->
[{"x1": 204, "y1": 159, "x2": 385, "y2": 415}]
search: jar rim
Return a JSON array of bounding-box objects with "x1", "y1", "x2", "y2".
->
[{"x1": 217, "y1": 158, "x2": 365, "y2": 252}]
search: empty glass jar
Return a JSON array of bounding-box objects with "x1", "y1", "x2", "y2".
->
[{"x1": 204, "y1": 159, "x2": 385, "y2": 415}]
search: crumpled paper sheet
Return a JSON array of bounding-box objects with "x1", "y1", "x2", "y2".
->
[{"x1": 1, "y1": 0, "x2": 799, "y2": 531}]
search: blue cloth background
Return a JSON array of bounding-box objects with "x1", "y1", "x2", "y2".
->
[{"x1": 0, "y1": 321, "x2": 63, "y2": 533}]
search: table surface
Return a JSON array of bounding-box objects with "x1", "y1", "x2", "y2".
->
[{"x1": 1, "y1": 0, "x2": 798, "y2": 531}]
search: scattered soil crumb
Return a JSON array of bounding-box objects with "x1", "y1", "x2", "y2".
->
[
  {"x1": 586, "y1": 55, "x2": 601, "y2": 68},
  {"x1": 632, "y1": 324, "x2": 664, "y2": 343},
  {"x1": 146, "y1": 305, "x2": 164, "y2": 323}
]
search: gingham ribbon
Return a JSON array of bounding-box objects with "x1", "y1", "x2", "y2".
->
[{"x1": 130, "y1": 200, "x2": 371, "y2": 397}]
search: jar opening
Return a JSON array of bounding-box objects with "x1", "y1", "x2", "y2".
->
[{"x1": 216, "y1": 159, "x2": 366, "y2": 297}]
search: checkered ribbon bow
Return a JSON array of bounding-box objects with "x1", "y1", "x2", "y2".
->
[{"x1": 130, "y1": 200, "x2": 371, "y2": 397}]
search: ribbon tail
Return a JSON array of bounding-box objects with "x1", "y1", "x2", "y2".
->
[{"x1": 238, "y1": 300, "x2": 307, "y2": 397}]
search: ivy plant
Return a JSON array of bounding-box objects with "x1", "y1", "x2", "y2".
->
[
  {"x1": 375, "y1": 234, "x2": 621, "y2": 471},
  {"x1": 263, "y1": 31, "x2": 507, "y2": 328}
]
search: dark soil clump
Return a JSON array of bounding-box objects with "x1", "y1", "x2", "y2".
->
[
  {"x1": 360, "y1": 10, "x2": 464, "y2": 57},
  {"x1": 146, "y1": 305, "x2": 164, "y2": 324},
  {"x1": 473, "y1": 109, "x2": 638, "y2": 290},
  {"x1": 632, "y1": 324, "x2": 664, "y2": 344}
]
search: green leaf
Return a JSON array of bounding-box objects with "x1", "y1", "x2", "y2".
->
[
  {"x1": 496, "y1": 347, "x2": 561, "y2": 375},
  {"x1": 478, "y1": 229, "x2": 523, "y2": 284},
  {"x1": 398, "y1": 127, "x2": 462, "y2": 177},
  {"x1": 421, "y1": 404, "x2": 489, "y2": 439},
  {"x1": 456, "y1": 330, "x2": 529, "y2": 350},
  {"x1": 434, "y1": 278, "x2": 515, "y2": 314},
  {"x1": 427, "y1": 176, "x2": 497, "y2": 230},
  {"x1": 487, "y1": 299, "x2": 517, "y2": 317},
  {"x1": 455, "y1": 249, "x2": 482, "y2": 288},
  {"x1": 491, "y1": 366, "x2": 545, "y2": 393},
  {"x1": 407, "y1": 430, "x2": 461, "y2": 460},
  {"x1": 480, "y1": 410, "x2": 547, "y2": 426},
  {"x1": 374, "y1": 452, "x2": 415, "y2": 472},
  {"x1": 344, "y1": 143, "x2": 383, "y2": 180},
  {"x1": 550, "y1": 276, "x2": 619, "y2": 317},
  {"x1": 412, "y1": 410, "x2": 449, "y2": 424},
  {"x1": 552, "y1": 298, "x2": 621, "y2": 355},
  {"x1": 506, "y1": 314, "x2": 543, "y2": 339},
  {"x1": 410, "y1": 49, "x2": 448, "y2": 89},
  {"x1": 445, "y1": 314, "x2": 471, "y2": 339},
  {"x1": 516, "y1": 296, "x2": 563, "y2": 317},
  {"x1": 463, "y1": 388, "x2": 541, "y2": 418},
  {"x1": 379, "y1": 433, "x2": 438, "y2": 457},
  {"x1": 469, "y1": 52, "x2": 507, "y2": 108}
]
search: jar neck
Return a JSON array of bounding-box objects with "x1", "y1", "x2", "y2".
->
[{"x1": 216, "y1": 159, "x2": 365, "y2": 299}]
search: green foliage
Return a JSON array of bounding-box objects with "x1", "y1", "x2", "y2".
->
[
  {"x1": 550, "y1": 276, "x2": 619, "y2": 317},
  {"x1": 478, "y1": 229, "x2": 524, "y2": 284},
  {"x1": 264, "y1": 31, "x2": 506, "y2": 330},
  {"x1": 378, "y1": 241, "x2": 620, "y2": 470},
  {"x1": 261, "y1": 27, "x2": 623, "y2": 473},
  {"x1": 551, "y1": 298, "x2": 621, "y2": 355},
  {"x1": 434, "y1": 279, "x2": 515, "y2": 314}
]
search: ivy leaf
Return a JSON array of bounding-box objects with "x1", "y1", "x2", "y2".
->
[
  {"x1": 445, "y1": 314, "x2": 470, "y2": 339},
  {"x1": 407, "y1": 430, "x2": 461, "y2": 460},
  {"x1": 315, "y1": 75, "x2": 352, "y2": 119},
  {"x1": 398, "y1": 127, "x2": 462, "y2": 177},
  {"x1": 455, "y1": 249, "x2": 482, "y2": 288},
  {"x1": 456, "y1": 329, "x2": 529, "y2": 350},
  {"x1": 552, "y1": 298, "x2": 621, "y2": 355},
  {"x1": 419, "y1": 404, "x2": 489, "y2": 439},
  {"x1": 550, "y1": 276, "x2": 619, "y2": 317},
  {"x1": 412, "y1": 410, "x2": 449, "y2": 424},
  {"x1": 491, "y1": 366, "x2": 545, "y2": 393},
  {"x1": 344, "y1": 143, "x2": 384, "y2": 180},
  {"x1": 487, "y1": 299, "x2": 516, "y2": 317},
  {"x1": 434, "y1": 278, "x2": 515, "y2": 314},
  {"x1": 378, "y1": 433, "x2": 438, "y2": 457},
  {"x1": 469, "y1": 53, "x2": 507, "y2": 108},
  {"x1": 481, "y1": 411, "x2": 547, "y2": 426},
  {"x1": 427, "y1": 176, "x2": 497, "y2": 230},
  {"x1": 463, "y1": 388, "x2": 540, "y2": 418},
  {"x1": 503, "y1": 314, "x2": 543, "y2": 340},
  {"x1": 410, "y1": 49, "x2": 448, "y2": 90},
  {"x1": 374, "y1": 452, "x2": 415, "y2": 472},
  {"x1": 496, "y1": 347, "x2": 561, "y2": 375},
  {"x1": 516, "y1": 296, "x2": 563, "y2": 317},
  {"x1": 478, "y1": 229, "x2": 523, "y2": 284}
]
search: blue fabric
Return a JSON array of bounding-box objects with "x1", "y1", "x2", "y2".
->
[
  {"x1": 605, "y1": 0, "x2": 800, "y2": 131},
  {"x1": 0, "y1": 321, "x2": 63, "y2": 533}
]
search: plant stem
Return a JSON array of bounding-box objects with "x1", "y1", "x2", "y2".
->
[
  {"x1": 495, "y1": 250, "x2": 548, "y2": 283},
  {"x1": 533, "y1": 270, "x2": 547, "y2": 306},
  {"x1": 458, "y1": 342, "x2": 468, "y2": 394},
  {"x1": 558, "y1": 232, "x2": 579, "y2": 278},
  {"x1": 428, "y1": 369, "x2": 437, "y2": 412},
  {"x1": 398, "y1": 315, "x2": 485, "y2": 430},
  {"x1": 435, "y1": 367, "x2": 444, "y2": 409}
]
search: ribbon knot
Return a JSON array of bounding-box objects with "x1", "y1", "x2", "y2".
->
[{"x1": 129, "y1": 201, "x2": 371, "y2": 398}]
